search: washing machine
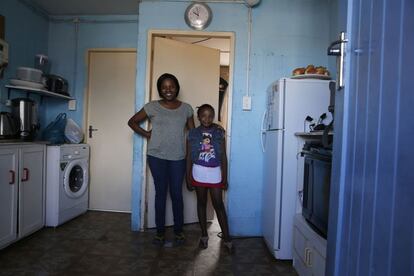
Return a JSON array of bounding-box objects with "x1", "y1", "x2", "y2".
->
[{"x1": 46, "y1": 144, "x2": 90, "y2": 227}]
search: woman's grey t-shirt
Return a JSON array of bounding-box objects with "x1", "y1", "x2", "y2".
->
[{"x1": 144, "y1": 101, "x2": 193, "y2": 160}]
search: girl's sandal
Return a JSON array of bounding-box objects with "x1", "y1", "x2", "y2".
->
[
  {"x1": 199, "y1": 236, "x2": 209, "y2": 249},
  {"x1": 224, "y1": 241, "x2": 234, "y2": 254}
]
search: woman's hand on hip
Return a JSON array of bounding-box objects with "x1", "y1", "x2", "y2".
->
[{"x1": 128, "y1": 108, "x2": 151, "y2": 138}]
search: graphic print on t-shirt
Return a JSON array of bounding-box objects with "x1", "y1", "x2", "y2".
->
[{"x1": 197, "y1": 131, "x2": 219, "y2": 167}]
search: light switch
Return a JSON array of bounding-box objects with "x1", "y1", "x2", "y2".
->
[
  {"x1": 68, "y1": 99, "x2": 76, "y2": 110},
  {"x1": 242, "y1": 96, "x2": 252, "y2": 111}
]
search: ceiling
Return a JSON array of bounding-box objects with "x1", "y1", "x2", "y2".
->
[
  {"x1": 24, "y1": 0, "x2": 140, "y2": 15},
  {"x1": 22, "y1": 0, "x2": 232, "y2": 65},
  {"x1": 24, "y1": 0, "x2": 249, "y2": 16}
]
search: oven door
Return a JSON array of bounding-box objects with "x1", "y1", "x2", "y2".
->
[{"x1": 302, "y1": 149, "x2": 332, "y2": 238}]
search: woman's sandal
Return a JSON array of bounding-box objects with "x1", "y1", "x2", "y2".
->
[
  {"x1": 199, "y1": 236, "x2": 209, "y2": 249},
  {"x1": 152, "y1": 234, "x2": 165, "y2": 246},
  {"x1": 175, "y1": 232, "x2": 186, "y2": 245}
]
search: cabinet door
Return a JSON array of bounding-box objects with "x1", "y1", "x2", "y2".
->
[
  {"x1": 310, "y1": 246, "x2": 326, "y2": 276},
  {"x1": 293, "y1": 253, "x2": 311, "y2": 276},
  {"x1": 293, "y1": 226, "x2": 308, "y2": 265},
  {"x1": 18, "y1": 145, "x2": 45, "y2": 238},
  {"x1": 0, "y1": 147, "x2": 18, "y2": 248}
]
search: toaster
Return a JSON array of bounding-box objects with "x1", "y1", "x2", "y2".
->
[{"x1": 45, "y1": 74, "x2": 69, "y2": 96}]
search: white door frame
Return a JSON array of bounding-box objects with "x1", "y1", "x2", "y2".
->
[{"x1": 141, "y1": 30, "x2": 235, "y2": 230}]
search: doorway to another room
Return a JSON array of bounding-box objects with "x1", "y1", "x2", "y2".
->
[{"x1": 142, "y1": 30, "x2": 234, "y2": 230}]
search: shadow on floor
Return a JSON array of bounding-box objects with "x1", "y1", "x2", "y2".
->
[{"x1": 0, "y1": 211, "x2": 298, "y2": 276}]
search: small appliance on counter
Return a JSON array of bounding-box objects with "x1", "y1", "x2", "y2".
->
[
  {"x1": 0, "y1": 112, "x2": 19, "y2": 139},
  {"x1": 10, "y1": 98, "x2": 40, "y2": 141},
  {"x1": 44, "y1": 74, "x2": 69, "y2": 96}
]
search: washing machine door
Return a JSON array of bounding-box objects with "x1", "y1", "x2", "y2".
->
[{"x1": 63, "y1": 159, "x2": 88, "y2": 198}]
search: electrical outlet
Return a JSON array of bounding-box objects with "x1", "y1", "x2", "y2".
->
[
  {"x1": 68, "y1": 100, "x2": 76, "y2": 111},
  {"x1": 242, "y1": 96, "x2": 252, "y2": 111}
]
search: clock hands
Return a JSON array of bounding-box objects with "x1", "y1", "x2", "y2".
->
[{"x1": 192, "y1": 7, "x2": 200, "y2": 17}]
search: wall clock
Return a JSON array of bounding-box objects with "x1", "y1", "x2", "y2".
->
[{"x1": 184, "y1": 2, "x2": 212, "y2": 30}]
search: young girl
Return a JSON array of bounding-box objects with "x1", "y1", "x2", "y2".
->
[{"x1": 186, "y1": 104, "x2": 233, "y2": 252}]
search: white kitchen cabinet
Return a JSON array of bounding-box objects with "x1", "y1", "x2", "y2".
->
[
  {"x1": 0, "y1": 144, "x2": 45, "y2": 249},
  {"x1": 0, "y1": 147, "x2": 18, "y2": 248},
  {"x1": 293, "y1": 214, "x2": 327, "y2": 276}
]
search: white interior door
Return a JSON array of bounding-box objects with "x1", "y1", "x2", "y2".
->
[
  {"x1": 87, "y1": 50, "x2": 136, "y2": 212},
  {"x1": 146, "y1": 37, "x2": 220, "y2": 228}
]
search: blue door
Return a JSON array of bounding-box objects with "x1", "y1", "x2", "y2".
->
[{"x1": 327, "y1": 0, "x2": 414, "y2": 275}]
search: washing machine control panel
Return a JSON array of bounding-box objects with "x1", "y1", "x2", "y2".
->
[{"x1": 60, "y1": 144, "x2": 90, "y2": 160}]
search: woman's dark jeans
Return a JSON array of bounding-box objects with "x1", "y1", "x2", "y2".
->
[{"x1": 147, "y1": 155, "x2": 186, "y2": 235}]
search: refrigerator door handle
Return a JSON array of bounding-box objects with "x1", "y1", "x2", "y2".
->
[
  {"x1": 260, "y1": 110, "x2": 267, "y2": 152},
  {"x1": 327, "y1": 31, "x2": 348, "y2": 90}
]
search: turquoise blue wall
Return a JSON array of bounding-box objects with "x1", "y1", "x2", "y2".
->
[
  {"x1": 44, "y1": 15, "x2": 138, "y2": 128},
  {"x1": 132, "y1": 0, "x2": 331, "y2": 235},
  {"x1": 0, "y1": 0, "x2": 48, "y2": 126}
]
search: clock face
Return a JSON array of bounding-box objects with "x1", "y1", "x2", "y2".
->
[{"x1": 185, "y1": 3, "x2": 212, "y2": 30}]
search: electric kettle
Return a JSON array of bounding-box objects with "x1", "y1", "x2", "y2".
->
[
  {"x1": 11, "y1": 98, "x2": 39, "y2": 140},
  {"x1": 0, "y1": 112, "x2": 19, "y2": 139}
]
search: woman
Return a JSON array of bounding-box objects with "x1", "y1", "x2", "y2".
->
[{"x1": 128, "y1": 73, "x2": 195, "y2": 245}]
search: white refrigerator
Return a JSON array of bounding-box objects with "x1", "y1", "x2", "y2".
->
[{"x1": 261, "y1": 77, "x2": 333, "y2": 259}]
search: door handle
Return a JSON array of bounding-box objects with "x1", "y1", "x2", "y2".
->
[
  {"x1": 304, "y1": 247, "x2": 313, "y2": 267},
  {"x1": 260, "y1": 110, "x2": 267, "y2": 153},
  {"x1": 327, "y1": 31, "x2": 348, "y2": 90},
  {"x1": 89, "y1": 125, "x2": 98, "y2": 138},
  {"x1": 21, "y1": 168, "x2": 29, "y2": 182},
  {"x1": 9, "y1": 170, "x2": 15, "y2": 184}
]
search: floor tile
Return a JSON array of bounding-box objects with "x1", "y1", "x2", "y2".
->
[{"x1": 0, "y1": 211, "x2": 298, "y2": 276}]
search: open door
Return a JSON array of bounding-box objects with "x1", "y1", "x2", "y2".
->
[
  {"x1": 327, "y1": 0, "x2": 414, "y2": 275},
  {"x1": 146, "y1": 37, "x2": 220, "y2": 228}
]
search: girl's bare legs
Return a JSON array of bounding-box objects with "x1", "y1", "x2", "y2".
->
[
  {"x1": 209, "y1": 188, "x2": 231, "y2": 242},
  {"x1": 195, "y1": 187, "x2": 208, "y2": 237}
]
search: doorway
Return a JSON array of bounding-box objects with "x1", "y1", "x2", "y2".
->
[
  {"x1": 141, "y1": 30, "x2": 234, "y2": 229},
  {"x1": 85, "y1": 49, "x2": 136, "y2": 212}
]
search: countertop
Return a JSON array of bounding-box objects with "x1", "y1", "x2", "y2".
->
[
  {"x1": 295, "y1": 131, "x2": 334, "y2": 137},
  {"x1": 0, "y1": 139, "x2": 50, "y2": 145}
]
